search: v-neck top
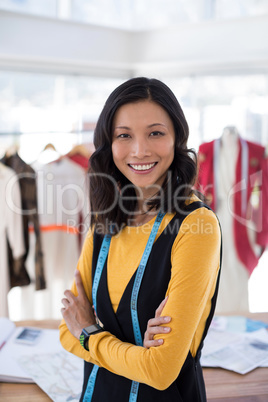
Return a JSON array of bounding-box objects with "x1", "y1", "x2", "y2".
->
[
  {"x1": 107, "y1": 213, "x2": 174, "y2": 313},
  {"x1": 59, "y1": 195, "x2": 221, "y2": 391}
]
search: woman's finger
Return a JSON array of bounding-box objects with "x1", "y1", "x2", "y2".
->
[
  {"x1": 147, "y1": 316, "x2": 171, "y2": 328},
  {"x1": 61, "y1": 298, "x2": 70, "y2": 308},
  {"x1": 146, "y1": 325, "x2": 171, "y2": 336},
  {"x1": 155, "y1": 296, "x2": 168, "y2": 318},
  {"x1": 144, "y1": 338, "x2": 164, "y2": 348}
]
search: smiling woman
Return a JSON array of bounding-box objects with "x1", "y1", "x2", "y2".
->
[
  {"x1": 59, "y1": 77, "x2": 222, "y2": 402},
  {"x1": 88, "y1": 77, "x2": 197, "y2": 233}
]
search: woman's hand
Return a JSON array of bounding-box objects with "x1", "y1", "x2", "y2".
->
[
  {"x1": 61, "y1": 269, "x2": 96, "y2": 339},
  {"x1": 143, "y1": 297, "x2": 171, "y2": 348}
]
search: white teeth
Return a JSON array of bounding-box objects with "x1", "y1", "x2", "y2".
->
[{"x1": 129, "y1": 163, "x2": 156, "y2": 171}]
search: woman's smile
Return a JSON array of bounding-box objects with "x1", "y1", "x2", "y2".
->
[{"x1": 128, "y1": 162, "x2": 157, "y2": 173}]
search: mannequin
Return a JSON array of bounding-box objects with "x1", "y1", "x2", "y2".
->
[
  {"x1": 217, "y1": 127, "x2": 250, "y2": 311},
  {"x1": 197, "y1": 127, "x2": 268, "y2": 313}
]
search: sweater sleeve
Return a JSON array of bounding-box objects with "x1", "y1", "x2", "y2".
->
[{"x1": 59, "y1": 208, "x2": 221, "y2": 390}]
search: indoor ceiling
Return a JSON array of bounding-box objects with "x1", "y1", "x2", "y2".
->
[{"x1": 0, "y1": 0, "x2": 268, "y2": 30}]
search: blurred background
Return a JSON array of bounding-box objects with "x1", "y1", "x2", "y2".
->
[{"x1": 0, "y1": 0, "x2": 267, "y2": 319}]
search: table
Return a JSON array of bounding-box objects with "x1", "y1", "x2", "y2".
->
[
  {"x1": 0, "y1": 313, "x2": 268, "y2": 401},
  {"x1": 203, "y1": 312, "x2": 268, "y2": 402}
]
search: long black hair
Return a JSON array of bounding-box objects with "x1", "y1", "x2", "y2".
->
[{"x1": 89, "y1": 77, "x2": 197, "y2": 234}]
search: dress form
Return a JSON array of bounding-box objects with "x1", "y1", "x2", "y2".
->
[{"x1": 216, "y1": 127, "x2": 250, "y2": 312}]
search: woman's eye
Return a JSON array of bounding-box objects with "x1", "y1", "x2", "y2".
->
[
  {"x1": 117, "y1": 133, "x2": 130, "y2": 138},
  {"x1": 150, "y1": 131, "x2": 164, "y2": 137}
]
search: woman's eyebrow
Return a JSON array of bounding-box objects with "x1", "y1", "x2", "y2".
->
[
  {"x1": 114, "y1": 123, "x2": 167, "y2": 130},
  {"x1": 147, "y1": 123, "x2": 167, "y2": 128},
  {"x1": 114, "y1": 125, "x2": 131, "y2": 130}
]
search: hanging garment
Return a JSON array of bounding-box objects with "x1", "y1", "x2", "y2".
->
[
  {"x1": 197, "y1": 135, "x2": 268, "y2": 312},
  {"x1": 11, "y1": 157, "x2": 89, "y2": 320},
  {"x1": 66, "y1": 146, "x2": 91, "y2": 248},
  {"x1": 1, "y1": 152, "x2": 46, "y2": 290},
  {"x1": 68, "y1": 153, "x2": 89, "y2": 170},
  {"x1": 66, "y1": 144, "x2": 91, "y2": 171},
  {"x1": 0, "y1": 163, "x2": 25, "y2": 316},
  {"x1": 66, "y1": 143, "x2": 94, "y2": 171}
]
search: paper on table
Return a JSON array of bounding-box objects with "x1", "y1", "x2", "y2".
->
[
  {"x1": 201, "y1": 329, "x2": 242, "y2": 356},
  {"x1": 18, "y1": 351, "x2": 83, "y2": 402},
  {"x1": 0, "y1": 322, "x2": 63, "y2": 382},
  {"x1": 0, "y1": 317, "x2": 84, "y2": 400},
  {"x1": 246, "y1": 328, "x2": 268, "y2": 368},
  {"x1": 201, "y1": 328, "x2": 268, "y2": 374}
]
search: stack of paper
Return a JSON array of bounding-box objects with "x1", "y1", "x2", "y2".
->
[
  {"x1": 201, "y1": 315, "x2": 268, "y2": 374},
  {"x1": 0, "y1": 318, "x2": 83, "y2": 401}
]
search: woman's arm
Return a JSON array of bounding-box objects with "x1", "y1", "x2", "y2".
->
[
  {"x1": 59, "y1": 229, "x2": 97, "y2": 361},
  {"x1": 61, "y1": 269, "x2": 96, "y2": 339},
  {"x1": 62, "y1": 270, "x2": 171, "y2": 345}
]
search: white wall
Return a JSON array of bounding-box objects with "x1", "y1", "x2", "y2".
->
[
  {"x1": 0, "y1": 10, "x2": 268, "y2": 77},
  {"x1": 132, "y1": 15, "x2": 268, "y2": 76},
  {"x1": 0, "y1": 10, "x2": 131, "y2": 77}
]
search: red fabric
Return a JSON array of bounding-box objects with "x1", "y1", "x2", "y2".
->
[
  {"x1": 196, "y1": 140, "x2": 216, "y2": 210},
  {"x1": 197, "y1": 138, "x2": 268, "y2": 275},
  {"x1": 68, "y1": 153, "x2": 89, "y2": 170}
]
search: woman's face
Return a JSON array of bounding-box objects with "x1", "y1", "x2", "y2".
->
[{"x1": 112, "y1": 100, "x2": 175, "y2": 194}]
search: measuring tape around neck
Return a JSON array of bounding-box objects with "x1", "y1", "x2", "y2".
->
[{"x1": 83, "y1": 212, "x2": 165, "y2": 402}]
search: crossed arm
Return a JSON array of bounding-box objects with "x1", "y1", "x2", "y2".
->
[{"x1": 61, "y1": 269, "x2": 171, "y2": 348}]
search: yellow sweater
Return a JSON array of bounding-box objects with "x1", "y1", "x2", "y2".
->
[{"x1": 59, "y1": 197, "x2": 221, "y2": 390}]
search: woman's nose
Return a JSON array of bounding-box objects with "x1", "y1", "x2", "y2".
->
[{"x1": 130, "y1": 138, "x2": 151, "y2": 158}]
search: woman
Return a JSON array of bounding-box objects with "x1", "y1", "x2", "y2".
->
[{"x1": 60, "y1": 77, "x2": 221, "y2": 401}]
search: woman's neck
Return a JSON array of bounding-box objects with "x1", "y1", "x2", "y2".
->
[
  {"x1": 129, "y1": 207, "x2": 158, "y2": 226},
  {"x1": 128, "y1": 193, "x2": 157, "y2": 226}
]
